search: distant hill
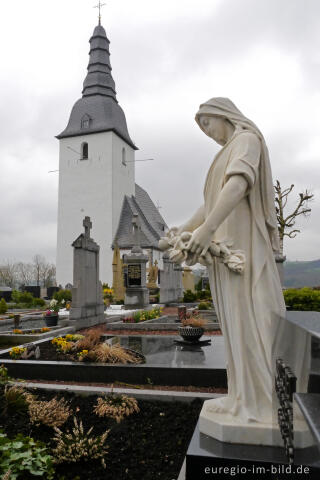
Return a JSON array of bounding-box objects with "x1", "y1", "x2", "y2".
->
[{"x1": 284, "y1": 259, "x2": 320, "y2": 288}]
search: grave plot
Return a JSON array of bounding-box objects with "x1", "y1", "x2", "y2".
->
[
  {"x1": 0, "y1": 326, "x2": 74, "y2": 348},
  {"x1": 0, "y1": 376, "x2": 203, "y2": 480},
  {"x1": 0, "y1": 330, "x2": 227, "y2": 388}
]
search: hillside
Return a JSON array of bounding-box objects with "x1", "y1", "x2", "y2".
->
[{"x1": 284, "y1": 259, "x2": 320, "y2": 288}]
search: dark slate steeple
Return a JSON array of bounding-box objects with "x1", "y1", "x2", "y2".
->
[
  {"x1": 57, "y1": 24, "x2": 137, "y2": 150},
  {"x1": 82, "y1": 25, "x2": 116, "y2": 99}
]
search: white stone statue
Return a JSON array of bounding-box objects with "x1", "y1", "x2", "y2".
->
[{"x1": 160, "y1": 98, "x2": 311, "y2": 446}]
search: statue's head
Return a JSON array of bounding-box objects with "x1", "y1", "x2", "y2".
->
[
  {"x1": 197, "y1": 115, "x2": 234, "y2": 146},
  {"x1": 195, "y1": 97, "x2": 261, "y2": 145}
]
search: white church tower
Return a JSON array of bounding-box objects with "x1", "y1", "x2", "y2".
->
[{"x1": 56, "y1": 22, "x2": 137, "y2": 287}]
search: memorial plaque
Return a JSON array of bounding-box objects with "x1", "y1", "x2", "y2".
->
[{"x1": 128, "y1": 264, "x2": 142, "y2": 286}]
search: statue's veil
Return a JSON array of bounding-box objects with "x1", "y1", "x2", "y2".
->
[{"x1": 195, "y1": 97, "x2": 279, "y2": 252}]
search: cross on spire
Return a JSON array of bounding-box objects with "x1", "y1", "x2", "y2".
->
[
  {"x1": 83, "y1": 216, "x2": 92, "y2": 239},
  {"x1": 94, "y1": 1, "x2": 106, "y2": 25}
]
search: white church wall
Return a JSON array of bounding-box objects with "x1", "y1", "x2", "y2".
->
[
  {"x1": 111, "y1": 133, "x2": 135, "y2": 236},
  {"x1": 57, "y1": 132, "x2": 114, "y2": 287}
]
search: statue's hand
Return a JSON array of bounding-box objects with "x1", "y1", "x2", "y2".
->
[{"x1": 186, "y1": 224, "x2": 213, "y2": 257}]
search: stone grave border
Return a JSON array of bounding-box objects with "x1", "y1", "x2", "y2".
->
[{"x1": 0, "y1": 326, "x2": 74, "y2": 347}]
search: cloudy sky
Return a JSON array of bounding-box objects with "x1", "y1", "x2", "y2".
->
[{"x1": 0, "y1": 0, "x2": 319, "y2": 264}]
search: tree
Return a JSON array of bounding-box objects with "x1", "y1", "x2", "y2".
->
[
  {"x1": 0, "y1": 261, "x2": 18, "y2": 288},
  {"x1": 0, "y1": 257, "x2": 56, "y2": 288},
  {"x1": 32, "y1": 255, "x2": 56, "y2": 287},
  {"x1": 274, "y1": 180, "x2": 314, "y2": 255},
  {"x1": 15, "y1": 262, "x2": 34, "y2": 286}
]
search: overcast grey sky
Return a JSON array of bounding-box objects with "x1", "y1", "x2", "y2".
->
[{"x1": 0, "y1": 0, "x2": 319, "y2": 264}]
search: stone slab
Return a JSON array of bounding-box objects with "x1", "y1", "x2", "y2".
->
[
  {"x1": 295, "y1": 393, "x2": 320, "y2": 449},
  {"x1": 287, "y1": 311, "x2": 320, "y2": 340},
  {"x1": 186, "y1": 421, "x2": 320, "y2": 480}
]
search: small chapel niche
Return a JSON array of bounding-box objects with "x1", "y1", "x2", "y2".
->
[
  {"x1": 122, "y1": 147, "x2": 127, "y2": 166},
  {"x1": 81, "y1": 142, "x2": 88, "y2": 160}
]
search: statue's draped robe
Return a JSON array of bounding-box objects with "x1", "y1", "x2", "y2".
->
[{"x1": 204, "y1": 130, "x2": 310, "y2": 424}]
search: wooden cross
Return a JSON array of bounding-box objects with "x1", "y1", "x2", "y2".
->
[
  {"x1": 83, "y1": 216, "x2": 92, "y2": 239},
  {"x1": 94, "y1": 1, "x2": 106, "y2": 25}
]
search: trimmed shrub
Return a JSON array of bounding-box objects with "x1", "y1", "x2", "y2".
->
[
  {"x1": 0, "y1": 298, "x2": 7, "y2": 314},
  {"x1": 284, "y1": 287, "x2": 320, "y2": 311},
  {"x1": 33, "y1": 297, "x2": 46, "y2": 307},
  {"x1": 183, "y1": 290, "x2": 197, "y2": 302},
  {"x1": 53, "y1": 289, "x2": 72, "y2": 304},
  {"x1": 11, "y1": 290, "x2": 34, "y2": 305},
  {"x1": 198, "y1": 302, "x2": 210, "y2": 310}
]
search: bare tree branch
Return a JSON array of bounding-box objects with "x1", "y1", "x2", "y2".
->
[{"x1": 274, "y1": 181, "x2": 314, "y2": 255}]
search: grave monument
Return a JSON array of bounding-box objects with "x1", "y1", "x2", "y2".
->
[
  {"x1": 69, "y1": 217, "x2": 105, "y2": 328},
  {"x1": 123, "y1": 215, "x2": 149, "y2": 308},
  {"x1": 159, "y1": 253, "x2": 183, "y2": 304}
]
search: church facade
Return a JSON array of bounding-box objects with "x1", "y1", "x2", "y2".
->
[{"x1": 56, "y1": 22, "x2": 167, "y2": 287}]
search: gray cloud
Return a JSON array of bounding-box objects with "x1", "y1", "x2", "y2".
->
[{"x1": 0, "y1": 0, "x2": 319, "y2": 265}]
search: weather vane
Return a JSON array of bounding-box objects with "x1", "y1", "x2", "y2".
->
[{"x1": 94, "y1": 1, "x2": 106, "y2": 25}]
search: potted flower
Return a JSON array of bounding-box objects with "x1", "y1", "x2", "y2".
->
[
  {"x1": 178, "y1": 316, "x2": 207, "y2": 343},
  {"x1": 44, "y1": 299, "x2": 59, "y2": 326}
]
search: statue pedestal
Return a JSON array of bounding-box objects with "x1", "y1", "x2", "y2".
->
[
  {"x1": 199, "y1": 399, "x2": 314, "y2": 448},
  {"x1": 185, "y1": 421, "x2": 320, "y2": 480}
]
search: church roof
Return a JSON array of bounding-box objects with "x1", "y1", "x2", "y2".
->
[
  {"x1": 113, "y1": 184, "x2": 168, "y2": 249},
  {"x1": 57, "y1": 24, "x2": 137, "y2": 150}
]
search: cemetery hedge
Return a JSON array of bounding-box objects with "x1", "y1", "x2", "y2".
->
[
  {"x1": 284, "y1": 287, "x2": 320, "y2": 311},
  {"x1": 10, "y1": 290, "x2": 46, "y2": 309},
  {"x1": 0, "y1": 299, "x2": 7, "y2": 314},
  {"x1": 0, "y1": 382, "x2": 202, "y2": 480}
]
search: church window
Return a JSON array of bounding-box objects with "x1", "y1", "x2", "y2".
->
[
  {"x1": 81, "y1": 114, "x2": 91, "y2": 129},
  {"x1": 122, "y1": 147, "x2": 126, "y2": 166},
  {"x1": 81, "y1": 142, "x2": 88, "y2": 160}
]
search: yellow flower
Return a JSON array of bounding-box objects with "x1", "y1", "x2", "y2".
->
[{"x1": 9, "y1": 346, "x2": 26, "y2": 358}]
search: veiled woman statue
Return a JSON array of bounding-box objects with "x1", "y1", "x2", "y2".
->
[{"x1": 160, "y1": 98, "x2": 310, "y2": 445}]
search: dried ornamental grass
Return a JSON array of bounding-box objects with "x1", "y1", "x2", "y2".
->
[
  {"x1": 94, "y1": 394, "x2": 140, "y2": 423},
  {"x1": 3, "y1": 385, "x2": 35, "y2": 414},
  {"x1": 29, "y1": 397, "x2": 72, "y2": 427},
  {"x1": 52, "y1": 416, "x2": 109, "y2": 467},
  {"x1": 75, "y1": 329, "x2": 101, "y2": 351},
  {"x1": 182, "y1": 317, "x2": 207, "y2": 328},
  {"x1": 92, "y1": 343, "x2": 141, "y2": 364}
]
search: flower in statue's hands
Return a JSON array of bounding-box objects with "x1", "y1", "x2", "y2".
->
[{"x1": 186, "y1": 224, "x2": 213, "y2": 257}]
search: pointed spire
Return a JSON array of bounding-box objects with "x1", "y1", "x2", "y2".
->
[
  {"x1": 57, "y1": 22, "x2": 138, "y2": 150},
  {"x1": 82, "y1": 24, "x2": 117, "y2": 101}
]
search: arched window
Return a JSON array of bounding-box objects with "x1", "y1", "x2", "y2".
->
[
  {"x1": 81, "y1": 142, "x2": 88, "y2": 160},
  {"x1": 122, "y1": 147, "x2": 126, "y2": 166}
]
